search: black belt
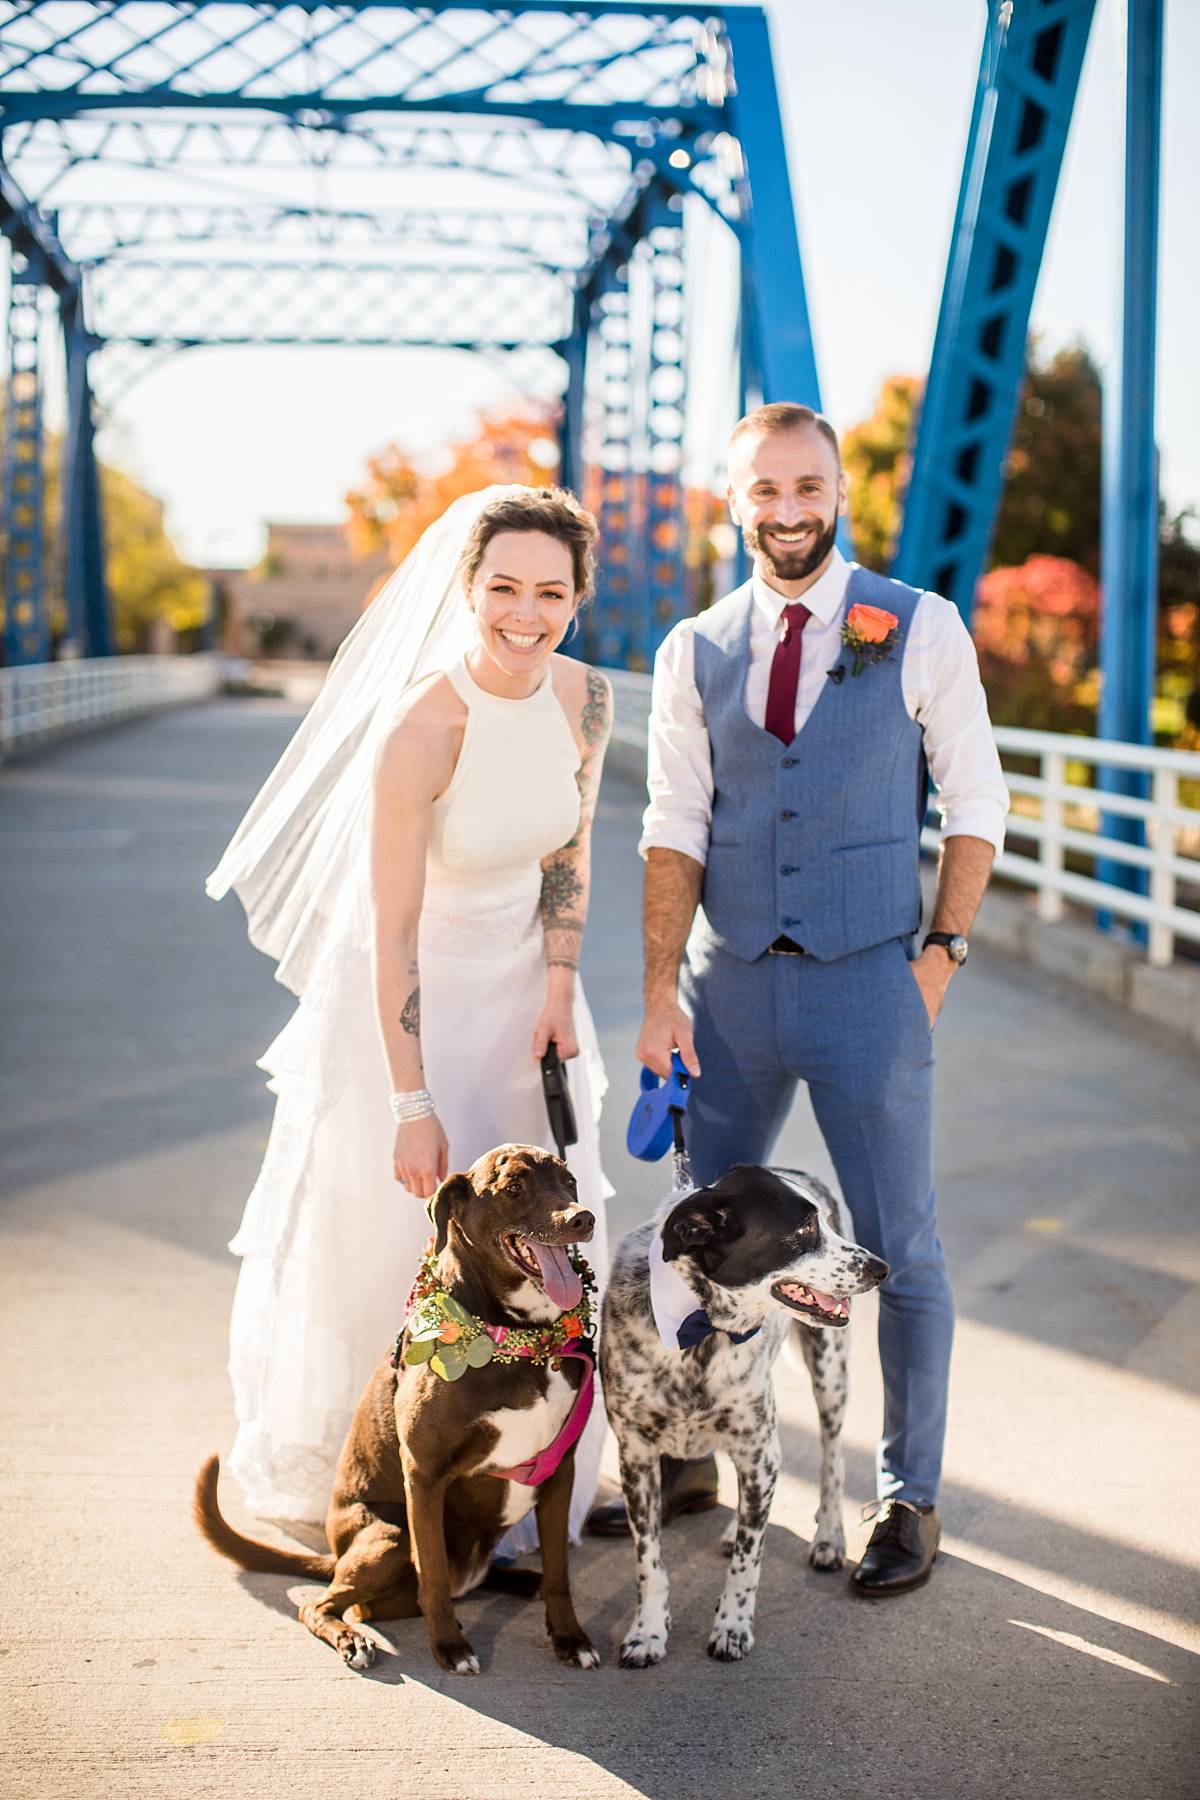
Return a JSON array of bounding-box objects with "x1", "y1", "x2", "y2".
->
[{"x1": 767, "y1": 934, "x2": 807, "y2": 956}]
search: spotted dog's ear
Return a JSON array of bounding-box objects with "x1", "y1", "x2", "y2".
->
[
  {"x1": 427, "y1": 1172, "x2": 473, "y2": 1255},
  {"x1": 662, "y1": 1194, "x2": 743, "y2": 1273}
]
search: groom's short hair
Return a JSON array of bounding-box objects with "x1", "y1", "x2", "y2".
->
[{"x1": 729, "y1": 402, "x2": 841, "y2": 470}]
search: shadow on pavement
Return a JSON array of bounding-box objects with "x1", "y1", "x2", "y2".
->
[{"x1": 220, "y1": 1509, "x2": 1197, "y2": 1799}]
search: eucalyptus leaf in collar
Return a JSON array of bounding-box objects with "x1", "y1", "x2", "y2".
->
[{"x1": 394, "y1": 1236, "x2": 597, "y2": 1382}]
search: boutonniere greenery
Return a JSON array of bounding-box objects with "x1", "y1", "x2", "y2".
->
[{"x1": 828, "y1": 603, "x2": 902, "y2": 682}]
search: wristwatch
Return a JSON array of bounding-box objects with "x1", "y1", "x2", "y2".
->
[{"x1": 923, "y1": 931, "x2": 969, "y2": 966}]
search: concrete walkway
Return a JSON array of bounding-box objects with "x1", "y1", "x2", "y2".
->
[{"x1": 2, "y1": 697, "x2": 1197, "y2": 1800}]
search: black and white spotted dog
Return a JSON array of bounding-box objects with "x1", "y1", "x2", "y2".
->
[{"x1": 601, "y1": 1164, "x2": 887, "y2": 1667}]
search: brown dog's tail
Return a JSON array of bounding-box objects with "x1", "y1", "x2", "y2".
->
[{"x1": 193, "y1": 1455, "x2": 335, "y2": 1581}]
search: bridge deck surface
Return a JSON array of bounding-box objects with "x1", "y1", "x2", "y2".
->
[{"x1": 2, "y1": 698, "x2": 1197, "y2": 1799}]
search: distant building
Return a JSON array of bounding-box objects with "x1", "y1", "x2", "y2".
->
[{"x1": 212, "y1": 522, "x2": 392, "y2": 661}]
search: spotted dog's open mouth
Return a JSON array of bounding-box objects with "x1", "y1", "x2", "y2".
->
[
  {"x1": 502, "y1": 1234, "x2": 583, "y2": 1310},
  {"x1": 771, "y1": 1279, "x2": 851, "y2": 1326}
]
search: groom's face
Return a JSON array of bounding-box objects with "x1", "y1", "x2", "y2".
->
[{"x1": 727, "y1": 426, "x2": 847, "y2": 588}]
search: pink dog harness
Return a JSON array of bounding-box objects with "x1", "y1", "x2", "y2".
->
[{"x1": 484, "y1": 1339, "x2": 595, "y2": 1486}]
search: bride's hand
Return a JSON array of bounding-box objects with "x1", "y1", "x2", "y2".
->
[
  {"x1": 393, "y1": 1114, "x2": 449, "y2": 1199},
  {"x1": 532, "y1": 999, "x2": 578, "y2": 1061}
]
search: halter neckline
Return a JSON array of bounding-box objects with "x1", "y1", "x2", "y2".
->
[{"x1": 455, "y1": 652, "x2": 552, "y2": 707}]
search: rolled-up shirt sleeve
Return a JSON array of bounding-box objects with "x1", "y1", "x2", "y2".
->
[
  {"x1": 639, "y1": 619, "x2": 714, "y2": 865},
  {"x1": 910, "y1": 593, "x2": 1009, "y2": 853}
]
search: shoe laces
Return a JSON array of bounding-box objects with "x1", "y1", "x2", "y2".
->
[{"x1": 861, "y1": 1498, "x2": 923, "y2": 1551}]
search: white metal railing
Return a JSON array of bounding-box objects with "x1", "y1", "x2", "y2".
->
[
  {"x1": 0, "y1": 654, "x2": 223, "y2": 758},
  {"x1": 970, "y1": 728, "x2": 1200, "y2": 968},
  {"x1": 604, "y1": 670, "x2": 1200, "y2": 969}
]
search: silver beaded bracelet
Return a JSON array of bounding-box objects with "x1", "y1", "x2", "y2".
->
[{"x1": 389, "y1": 1088, "x2": 436, "y2": 1124}]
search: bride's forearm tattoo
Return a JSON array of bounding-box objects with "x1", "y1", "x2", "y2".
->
[
  {"x1": 541, "y1": 858, "x2": 585, "y2": 921},
  {"x1": 400, "y1": 985, "x2": 421, "y2": 1036}
]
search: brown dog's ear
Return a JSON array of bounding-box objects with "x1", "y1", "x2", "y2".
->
[{"x1": 427, "y1": 1173, "x2": 472, "y2": 1255}]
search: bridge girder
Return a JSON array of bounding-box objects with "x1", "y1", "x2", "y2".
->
[{"x1": 1, "y1": 1, "x2": 815, "y2": 667}]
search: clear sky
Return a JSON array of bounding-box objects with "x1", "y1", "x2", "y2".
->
[{"x1": 48, "y1": 0, "x2": 1200, "y2": 567}]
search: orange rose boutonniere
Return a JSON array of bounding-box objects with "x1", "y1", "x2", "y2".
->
[{"x1": 839, "y1": 602, "x2": 901, "y2": 677}]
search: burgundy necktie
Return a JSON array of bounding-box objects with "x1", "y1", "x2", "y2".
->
[{"x1": 764, "y1": 602, "x2": 811, "y2": 745}]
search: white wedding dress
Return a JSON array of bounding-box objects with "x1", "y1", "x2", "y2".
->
[{"x1": 226, "y1": 654, "x2": 612, "y2": 1544}]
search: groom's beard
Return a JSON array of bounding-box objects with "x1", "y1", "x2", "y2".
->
[{"x1": 744, "y1": 514, "x2": 838, "y2": 584}]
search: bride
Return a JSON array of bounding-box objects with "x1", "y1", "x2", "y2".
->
[{"x1": 207, "y1": 485, "x2": 613, "y2": 1546}]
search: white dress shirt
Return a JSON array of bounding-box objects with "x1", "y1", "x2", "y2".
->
[{"x1": 640, "y1": 548, "x2": 1009, "y2": 864}]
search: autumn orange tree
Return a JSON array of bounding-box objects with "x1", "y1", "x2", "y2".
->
[
  {"x1": 973, "y1": 555, "x2": 1100, "y2": 732},
  {"x1": 344, "y1": 410, "x2": 561, "y2": 574}
]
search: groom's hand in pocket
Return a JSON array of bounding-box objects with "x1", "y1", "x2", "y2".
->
[
  {"x1": 394, "y1": 1115, "x2": 449, "y2": 1199},
  {"x1": 637, "y1": 999, "x2": 701, "y2": 1081}
]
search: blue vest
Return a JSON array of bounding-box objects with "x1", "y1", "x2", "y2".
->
[{"x1": 692, "y1": 566, "x2": 926, "y2": 964}]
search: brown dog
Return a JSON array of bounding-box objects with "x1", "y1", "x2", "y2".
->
[{"x1": 195, "y1": 1144, "x2": 599, "y2": 1675}]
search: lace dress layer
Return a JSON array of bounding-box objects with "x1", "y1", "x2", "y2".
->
[{"x1": 226, "y1": 656, "x2": 611, "y2": 1539}]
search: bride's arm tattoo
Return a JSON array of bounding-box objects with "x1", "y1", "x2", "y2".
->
[
  {"x1": 539, "y1": 668, "x2": 613, "y2": 971},
  {"x1": 400, "y1": 985, "x2": 421, "y2": 1036}
]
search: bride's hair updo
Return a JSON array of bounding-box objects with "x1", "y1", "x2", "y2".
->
[{"x1": 457, "y1": 487, "x2": 599, "y2": 603}]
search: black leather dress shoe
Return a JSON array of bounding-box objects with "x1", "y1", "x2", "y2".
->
[
  {"x1": 585, "y1": 1455, "x2": 720, "y2": 1538},
  {"x1": 850, "y1": 1500, "x2": 940, "y2": 1597}
]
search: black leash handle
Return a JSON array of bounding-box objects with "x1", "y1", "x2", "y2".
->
[{"x1": 540, "y1": 1042, "x2": 578, "y2": 1162}]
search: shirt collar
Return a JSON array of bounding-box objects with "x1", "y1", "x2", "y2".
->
[{"x1": 751, "y1": 545, "x2": 852, "y2": 631}]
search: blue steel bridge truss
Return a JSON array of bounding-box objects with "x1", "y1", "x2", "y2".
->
[{"x1": 0, "y1": 0, "x2": 1164, "y2": 773}]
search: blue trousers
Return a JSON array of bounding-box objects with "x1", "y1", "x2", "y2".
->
[{"x1": 681, "y1": 932, "x2": 954, "y2": 1507}]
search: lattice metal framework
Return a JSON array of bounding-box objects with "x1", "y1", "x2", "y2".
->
[
  {"x1": 0, "y1": 0, "x2": 1167, "y2": 740},
  {"x1": 0, "y1": 1, "x2": 834, "y2": 665},
  {"x1": 3, "y1": 255, "x2": 49, "y2": 663}
]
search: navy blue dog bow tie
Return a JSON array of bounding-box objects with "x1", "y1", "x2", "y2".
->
[{"x1": 675, "y1": 1309, "x2": 762, "y2": 1351}]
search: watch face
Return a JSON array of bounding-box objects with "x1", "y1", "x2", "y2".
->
[{"x1": 948, "y1": 935, "x2": 969, "y2": 965}]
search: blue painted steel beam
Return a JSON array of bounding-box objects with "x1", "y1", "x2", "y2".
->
[
  {"x1": 0, "y1": 165, "x2": 79, "y2": 293},
  {"x1": 893, "y1": 0, "x2": 1097, "y2": 619},
  {"x1": 1100, "y1": 0, "x2": 1161, "y2": 755},
  {"x1": 60, "y1": 290, "x2": 113, "y2": 658},
  {"x1": 1097, "y1": 0, "x2": 1163, "y2": 912},
  {"x1": 722, "y1": 7, "x2": 821, "y2": 413},
  {"x1": 77, "y1": 0, "x2": 719, "y2": 16},
  {"x1": 0, "y1": 91, "x2": 724, "y2": 133}
]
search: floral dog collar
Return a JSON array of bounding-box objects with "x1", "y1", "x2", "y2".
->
[{"x1": 394, "y1": 1237, "x2": 596, "y2": 1383}]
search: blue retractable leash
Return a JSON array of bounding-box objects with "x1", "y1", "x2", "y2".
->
[{"x1": 626, "y1": 1051, "x2": 693, "y2": 1192}]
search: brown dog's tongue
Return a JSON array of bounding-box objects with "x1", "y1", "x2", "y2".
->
[{"x1": 530, "y1": 1242, "x2": 583, "y2": 1311}]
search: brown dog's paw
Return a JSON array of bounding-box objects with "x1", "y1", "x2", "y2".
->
[
  {"x1": 433, "y1": 1636, "x2": 480, "y2": 1676},
  {"x1": 337, "y1": 1628, "x2": 377, "y2": 1671},
  {"x1": 550, "y1": 1632, "x2": 600, "y2": 1669}
]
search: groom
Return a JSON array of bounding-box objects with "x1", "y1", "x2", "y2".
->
[{"x1": 590, "y1": 403, "x2": 1008, "y2": 1595}]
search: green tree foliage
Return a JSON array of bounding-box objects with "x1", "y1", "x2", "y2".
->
[
  {"x1": 842, "y1": 343, "x2": 1199, "y2": 742},
  {"x1": 842, "y1": 374, "x2": 920, "y2": 572},
  {"x1": 0, "y1": 401, "x2": 207, "y2": 655},
  {"x1": 100, "y1": 463, "x2": 208, "y2": 651},
  {"x1": 993, "y1": 345, "x2": 1102, "y2": 575}
]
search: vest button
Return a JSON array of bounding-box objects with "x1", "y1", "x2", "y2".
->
[
  {"x1": 779, "y1": 809, "x2": 795, "y2": 821},
  {"x1": 779, "y1": 864, "x2": 795, "y2": 876},
  {"x1": 781, "y1": 756, "x2": 797, "y2": 768}
]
